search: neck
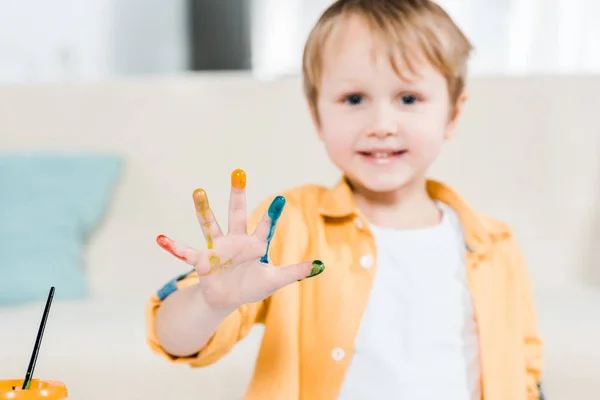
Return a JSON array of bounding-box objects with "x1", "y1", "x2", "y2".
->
[{"x1": 349, "y1": 177, "x2": 442, "y2": 230}]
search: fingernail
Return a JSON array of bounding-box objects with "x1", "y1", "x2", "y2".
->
[
  {"x1": 192, "y1": 188, "x2": 210, "y2": 212},
  {"x1": 156, "y1": 234, "x2": 171, "y2": 249},
  {"x1": 156, "y1": 235, "x2": 187, "y2": 261},
  {"x1": 305, "y1": 260, "x2": 325, "y2": 279},
  {"x1": 268, "y1": 196, "x2": 286, "y2": 221},
  {"x1": 231, "y1": 169, "x2": 247, "y2": 189}
]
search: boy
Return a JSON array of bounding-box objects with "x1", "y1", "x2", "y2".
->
[{"x1": 146, "y1": 0, "x2": 544, "y2": 399}]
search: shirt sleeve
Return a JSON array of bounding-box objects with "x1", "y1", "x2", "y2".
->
[
  {"x1": 145, "y1": 196, "x2": 277, "y2": 367},
  {"x1": 508, "y1": 238, "x2": 544, "y2": 400}
]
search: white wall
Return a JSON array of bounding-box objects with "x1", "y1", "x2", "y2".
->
[
  {"x1": 1, "y1": 0, "x2": 600, "y2": 84},
  {"x1": 109, "y1": 0, "x2": 189, "y2": 76},
  {"x1": 252, "y1": 0, "x2": 600, "y2": 77},
  {"x1": 0, "y1": 0, "x2": 110, "y2": 83},
  {"x1": 0, "y1": 0, "x2": 188, "y2": 84}
]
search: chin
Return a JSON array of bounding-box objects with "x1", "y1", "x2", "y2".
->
[{"x1": 349, "y1": 171, "x2": 418, "y2": 194}]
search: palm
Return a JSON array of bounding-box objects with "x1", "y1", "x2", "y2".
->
[
  {"x1": 157, "y1": 169, "x2": 322, "y2": 310},
  {"x1": 196, "y1": 234, "x2": 281, "y2": 307}
]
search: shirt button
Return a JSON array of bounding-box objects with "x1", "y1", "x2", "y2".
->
[
  {"x1": 353, "y1": 217, "x2": 363, "y2": 229},
  {"x1": 360, "y1": 255, "x2": 373, "y2": 269},
  {"x1": 331, "y1": 347, "x2": 345, "y2": 361}
]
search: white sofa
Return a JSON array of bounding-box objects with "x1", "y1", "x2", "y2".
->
[{"x1": 0, "y1": 73, "x2": 599, "y2": 399}]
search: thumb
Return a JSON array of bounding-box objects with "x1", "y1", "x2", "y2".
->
[{"x1": 275, "y1": 260, "x2": 326, "y2": 287}]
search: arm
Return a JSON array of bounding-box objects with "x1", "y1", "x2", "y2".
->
[
  {"x1": 147, "y1": 275, "x2": 267, "y2": 367},
  {"x1": 146, "y1": 191, "x2": 302, "y2": 367},
  {"x1": 153, "y1": 277, "x2": 261, "y2": 359}
]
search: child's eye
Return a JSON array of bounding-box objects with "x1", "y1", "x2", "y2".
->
[
  {"x1": 343, "y1": 94, "x2": 363, "y2": 105},
  {"x1": 400, "y1": 94, "x2": 418, "y2": 105}
]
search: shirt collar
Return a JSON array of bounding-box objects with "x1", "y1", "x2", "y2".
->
[
  {"x1": 318, "y1": 177, "x2": 509, "y2": 255},
  {"x1": 318, "y1": 176, "x2": 356, "y2": 218}
]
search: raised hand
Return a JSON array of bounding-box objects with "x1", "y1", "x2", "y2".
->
[{"x1": 156, "y1": 169, "x2": 324, "y2": 310}]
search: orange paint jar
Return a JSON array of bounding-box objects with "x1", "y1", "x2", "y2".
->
[{"x1": 0, "y1": 379, "x2": 67, "y2": 399}]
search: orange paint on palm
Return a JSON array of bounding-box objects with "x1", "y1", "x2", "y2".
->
[
  {"x1": 231, "y1": 168, "x2": 247, "y2": 189},
  {"x1": 156, "y1": 235, "x2": 187, "y2": 261}
]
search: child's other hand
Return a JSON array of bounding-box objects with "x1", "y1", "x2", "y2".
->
[{"x1": 156, "y1": 169, "x2": 324, "y2": 311}]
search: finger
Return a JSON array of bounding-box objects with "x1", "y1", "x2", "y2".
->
[
  {"x1": 228, "y1": 169, "x2": 247, "y2": 235},
  {"x1": 192, "y1": 188, "x2": 224, "y2": 249},
  {"x1": 156, "y1": 235, "x2": 226, "y2": 276},
  {"x1": 156, "y1": 235, "x2": 202, "y2": 266},
  {"x1": 267, "y1": 260, "x2": 326, "y2": 291},
  {"x1": 252, "y1": 196, "x2": 286, "y2": 263},
  {"x1": 253, "y1": 195, "x2": 286, "y2": 243}
]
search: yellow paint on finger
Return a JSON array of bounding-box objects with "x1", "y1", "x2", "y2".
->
[
  {"x1": 193, "y1": 188, "x2": 210, "y2": 217},
  {"x1": 204, "y1": 223, "x2": 213, "y2": 249},
  {"x1": 193, "y1": 188, "x2": 214, "y2": 249}
]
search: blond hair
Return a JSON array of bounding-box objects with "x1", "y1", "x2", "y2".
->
[{"x1": 302, "y1": 0, "x2": 473, "y2": 117}]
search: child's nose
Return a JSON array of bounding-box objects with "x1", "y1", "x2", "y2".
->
[{"x1": 366, "y1": 103, "x2": 398, "y2": 138}]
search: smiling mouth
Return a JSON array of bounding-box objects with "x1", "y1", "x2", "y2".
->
[{"x1": 358, "y1": 150, "x2": 407, "y2": 159}]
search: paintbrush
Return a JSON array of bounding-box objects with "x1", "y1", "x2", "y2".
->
[{"x1": 21, "y1": 286, "x2": 55, "y2": 390}]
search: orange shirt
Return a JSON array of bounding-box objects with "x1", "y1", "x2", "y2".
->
[{"x1": 146, "y1": 179, "x2": 544, "y2": 400}]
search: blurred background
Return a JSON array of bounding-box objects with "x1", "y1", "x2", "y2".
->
[
  {"x1": 0, "y1": 1, "x2": 599, "y2": 399},
  {"x1": 0, "y1": 0, "x2": 599, "y2": 84}
]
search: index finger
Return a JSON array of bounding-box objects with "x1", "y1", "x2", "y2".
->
[
  {"x1": 253, "y1": 196, "x2": 286, "y2": 263},
  {"x1": 228, "y1": 168, "x2": 247, "y2": 235},
  {"x1": 253, "y1": 195, "x2": 286, "y2": 242}
]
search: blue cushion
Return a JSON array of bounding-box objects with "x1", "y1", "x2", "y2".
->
[{"x1": 0, "y1": 153, "x2": 124, "y2": 304}]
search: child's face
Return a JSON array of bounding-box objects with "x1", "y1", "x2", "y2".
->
[{"x1": 314, "y1": 16, "x2": 465, "y2": 194}]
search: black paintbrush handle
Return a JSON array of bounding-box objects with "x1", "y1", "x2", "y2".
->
[{"x1": 22, "y1": 286, "x2": 55, "y2": 390}]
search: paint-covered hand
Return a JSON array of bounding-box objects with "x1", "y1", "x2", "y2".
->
[{"x1": 156, "y1": 169, "x2": 325, "y2": 310}]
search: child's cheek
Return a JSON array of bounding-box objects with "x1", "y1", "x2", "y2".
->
[
  {"x1": 407, "y1": 128, "x2": 445, "y2": 163},
  {"x1": 323, "y1": 119, "x2": 359, "y2": 149},
  {"x1": 324, "y1": 136, "x2": 350, "y2": 164}
]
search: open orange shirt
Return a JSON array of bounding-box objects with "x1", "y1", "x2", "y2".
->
[{"x1": 146, "y1": 179, "x2": 544, "y2": 400}]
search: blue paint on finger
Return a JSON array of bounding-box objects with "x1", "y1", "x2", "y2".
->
[{"x1": 260, "y1": 196, "x2": 286, "y2": 263}]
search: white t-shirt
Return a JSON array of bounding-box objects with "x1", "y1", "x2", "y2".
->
[{"x1": 337, "y1": 202, "x2": 481, "y2": 400}]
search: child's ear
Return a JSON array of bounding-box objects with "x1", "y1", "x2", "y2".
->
[{"x1": 444, "y1": 91, "x2": 469, "y2": 140}]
